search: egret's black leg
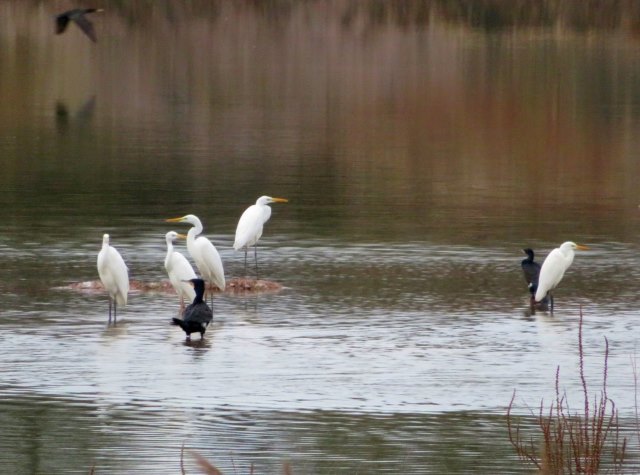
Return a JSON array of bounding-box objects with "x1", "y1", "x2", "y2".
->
[
  {"x1": 243, "y1": 249, "x2": 248, "y2": 277},
  {"x1": 550, "y1": 294, "x2": 554, "y2": 314},
  {"x1": 108, "y1": 298, "x2": 112, "y2": 323},
  {"x1": 114, "y1": 301, "x2": 117, "y2": 323},
  {"x1": 254, "y1": 244, "x2": 259, "y2": 280}
]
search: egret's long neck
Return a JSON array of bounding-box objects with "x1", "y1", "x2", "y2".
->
[
  {"x1": 189, "y1": 217, "x2": 203, "y2": 238},
  {"x1": 166, "y1": 239, "x2": 174, "y2": 256},
  {"x1": 187, "y1": 227, "x2": 198, "y2": 249},
  {"x1": 560, "y1": 248, "x2": 573, "y2": 259}
]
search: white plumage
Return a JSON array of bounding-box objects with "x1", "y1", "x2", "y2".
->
[
  {"x1": 234, "y1": 195, "x2": 288, "y2": 274},
  {"x1": 164, "y1": 231, "x2": 196, "y2": 310},
  {"x1": 165, "y1": 214, "x2": 225, "y2": 293},
  {"x1": 535, "y1": 241, "x2": 589, "y2": 311},
  {"x1": 97, "y1": 234, "x2": 129, "y2": 322}
]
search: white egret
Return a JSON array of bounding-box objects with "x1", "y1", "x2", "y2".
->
[
  {"x1": 535, "y1": 241, "x2": 589, "y2": 312},
  {"x1": 97, "y1": 234, "x2": 129, "y2": 323},
  {"x1": 165, "y1": 215, "x2": 225, "y2": 296},
  {"x1": 164, "y1": 231, "x2": 196, "y2": 313},
  {"x1": 233, "y1": 195, "x2": 288, "y2": 276},
  {"x1": 171, "y1": 278, "x2": 213, "y2": 340}
]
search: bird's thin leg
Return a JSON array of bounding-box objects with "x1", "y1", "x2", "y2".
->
[
  {"x1": 550, "y1": 294, "x2": 554, "y2": 314},
  {"x1": 254, "y1": 244, "x2": 259, "y2": 280},
  {"x1": 243, "y1": 249, "x2": 248, "y2": 277},
  {"x1": 179, "y1": 296, "x2": 185, "y2": 315},
  {"x1": 114, "y1": 301, "x2": 117, "y2": 323},
  {"x1": 108, "y1": 298, "x2": 112, "y2": 323}
]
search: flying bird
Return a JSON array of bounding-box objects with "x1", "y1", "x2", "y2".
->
[
  {"x1": 233, "y1": 196, "x2": 288, "y2": 276},
  {"x1": 165, "y1": 215, "x2": 225, "y2": 297},
  {"x1": 171, "y1": 278, "x2": 213, "y2": 340},
  {"x1": 97, "y1": 234, "x2": 129, "y2": 323},
  {"x1": 535, "y1": 241, "x2": 589, "y2": 313},
  {"x1": 164, "y1": 231, "x2": 197, "y2": 313},
  {"x1": 55, "y1": 8, "x2": 103, "y2": 43}
]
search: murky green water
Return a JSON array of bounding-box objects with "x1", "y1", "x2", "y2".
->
[{"x1": 2, "y1": 2, "x2": 640, "y2": 473}]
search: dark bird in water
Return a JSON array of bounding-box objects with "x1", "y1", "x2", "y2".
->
[
  {"x1": 521, "y1": 248, "x2": 541, "y2": 296},
  {"x1": 521, "y1": 248, "x2": 549, "y2": 311},
  {"x1": 171, "y1": 278, "x2": 213, "y2": 340},
  {"x1": 55, "y1": 8, "x2": 103, "y2": 43}
]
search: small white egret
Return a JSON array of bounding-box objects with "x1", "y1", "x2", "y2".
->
[
  {"x1": 165, "y1": 215, "x2": 225, "y2": 296},
  {"x1": 97, "y1": 234, "x2": 129, "y2": 323},
  {"x1": 164, "y1": 231, "x2": 196, "y2": 313},
  {"x1": 171, "y1": 278, "x2": 213, "y2": 340},
  {"x1": 535, "y1": 241, "x2": 589, "y2": 312},
  {"x1": 233, "y1": 195, "x2": 288, "y2": 276}
]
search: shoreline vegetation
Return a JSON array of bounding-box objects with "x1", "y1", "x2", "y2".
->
[
  {"x1": 507, "y1": 309, "x2": 629, "y2": 473},
  {"x1": 4, "y1": 0, "x2": 640, "y2": 34}
]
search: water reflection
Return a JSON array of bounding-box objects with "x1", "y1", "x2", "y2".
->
[{"x1": 2, "y1": 0, "x2": 640, "y2": 473}]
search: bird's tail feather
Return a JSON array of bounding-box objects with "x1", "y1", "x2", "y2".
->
[{"x1": 171, "y1": 318, "x2": 186, "y2": 330}]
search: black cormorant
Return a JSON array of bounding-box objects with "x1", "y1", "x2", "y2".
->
[
  {"x1": 521, "y1": 248, "x2": 541, "y2": 296},
  {"x1": 171, "y1": 278, "x2": 213, "y2": 340},
  {"x1": 55, "y1": 8, "x2": 103, "y2": 43}
]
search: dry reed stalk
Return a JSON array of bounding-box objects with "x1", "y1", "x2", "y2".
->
[
  {"x1": 507, "y1": 307, "x2": 626, "y2": 474},
  {"x1": 190, "y1": 450, "x2": 224, "y2": 475}
]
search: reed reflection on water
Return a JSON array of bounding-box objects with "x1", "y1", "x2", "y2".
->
[{"x1": 1, "y1": 1, "x2": 640, "y2": 473}]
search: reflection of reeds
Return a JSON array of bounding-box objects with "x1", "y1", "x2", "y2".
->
[
  {"x1": 507, "y1": 308, "x2": 627, "y2": 473},
  {"x1": 178, "y1": 444, "x2": 291, "y2": 475}
]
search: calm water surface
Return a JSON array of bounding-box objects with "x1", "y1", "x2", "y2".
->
[{"x1": 2, "y1": 2, "x2": 640, "y2": 473}]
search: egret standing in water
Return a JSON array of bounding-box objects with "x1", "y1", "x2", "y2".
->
[
  {"x1": 55, "y1": 8, "x2": 103, "y2": 43},
  {"x1": 165, "y1": 215, "x2": 225, "y2": 298},
  {"x1": 164, "y1": 231, "x2": 196, "y2": 313},
  {"x1": 535, "y1": 241, "x2": 589, "y2": 313},
  {"x1": 234, "y1": 196, "x2": 288, "y2": 277},
  {"x1": 97, "y1": 234, "x2": 129, "y2": 323},
  {"x1": 171, "y1": 278, "x2": 213, "y2": 340}
]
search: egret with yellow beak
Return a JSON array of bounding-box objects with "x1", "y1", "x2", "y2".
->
[
  {"x1": 535, "y1": 241, "x2": 589, "y2": 313},
  {"x1": 234, "y1": 196, "x2": 288, "y2": 276},
  {"x1": 165, "y1": 215, "x2": 225, "y2": 297}
]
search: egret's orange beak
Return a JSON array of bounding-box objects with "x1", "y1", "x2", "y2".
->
[
  {"x1": 576, "y1": 244, "x2": 589, "y2": 250},
  {"x1": 176, "y1": 233, "x2": 188, "y2": 239},
  {"x1": 271, "y1": 197, "x2": 288, "y2": 203},
  {"x1": 165, "y1": 216, "x2": 185, "y2": 223}
]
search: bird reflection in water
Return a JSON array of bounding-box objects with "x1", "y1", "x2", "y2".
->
[{"x1": 55, "y1": 95, "x2": 97, "y2": 135}]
